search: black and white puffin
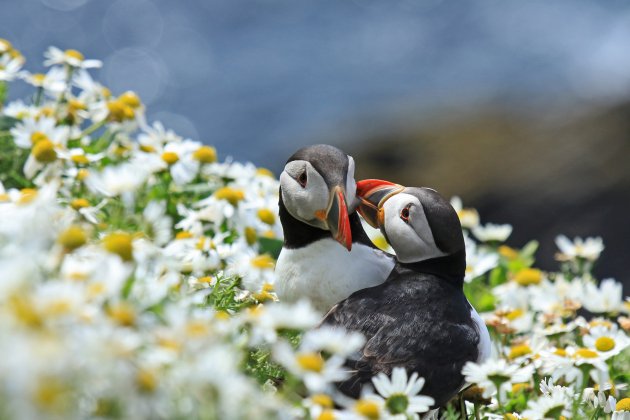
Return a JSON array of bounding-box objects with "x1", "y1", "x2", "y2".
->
[
  {"x1": 321, "y1": 179, "x2": 491, "y2": 407},
  {"x1": 275, "y1": 145, "x2": 395, "y2": 313}
]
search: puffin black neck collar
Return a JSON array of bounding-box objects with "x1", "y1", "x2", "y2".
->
[
  {"x1": 279, "y1": 194, "x2": 329, "y2": 249},
  {"x1": 279, "y1": 192, "x2": 375, "y2": 250},
  {"x1": 399, "y1": 249, "x2": 466, "y2": 287}
]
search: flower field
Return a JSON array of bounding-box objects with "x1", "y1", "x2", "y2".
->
[{"x1": 0, "y1": 41, "x2": 628, "y2": 419}]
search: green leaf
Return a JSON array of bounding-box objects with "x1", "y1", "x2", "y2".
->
[
  {"x1": 0, "y1": 115, "x2": 18, "y2": 131},
  {"x1": 258, "y1": 237, "x2": 283, "y2": 259},
  {"x1": 464, "y1": 279, "x2": 496, "y2": 312},
  {"x1": 520, "y1": 240, "x2": 539, "y2": 259},
  {"x1": 0, "y1": 81, "x2": 7, "y2": 105},
  {"x1": 489, "y1": 266, "x2": 507, "y2": 286}
]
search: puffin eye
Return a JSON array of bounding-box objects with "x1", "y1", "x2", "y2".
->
[
  {"x1": 400, "y1": 205, "x2": 411, "y2": 223},
  {"x1": 297, "y1": 171, "x2": 307, "y2": 188}
]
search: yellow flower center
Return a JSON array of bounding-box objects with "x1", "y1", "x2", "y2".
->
[
  {"x1": 58, "y1": 225, "x2": 87, "y2": 251},
  {"x1": 107, "y1": 100, "x2": 135, "y2": 122},
  {"x1": 71, "y1": 198, "x2": 90, "y2": 210},
  {"x1": 0, "y1": 39, "x2": 12, "y2": 52},
  {"x1": 197, "y1": 276, "x2": 213, "y2": 284},
  {"x1": 161, "y1": 151, "x2": 179, "y2": 165},
  {"x1": 244, "y1": 226, "x2": 257, "y2": 245},
  {"x1": 616, "y1": 398, "x2": 630, "y2": 411},
  {"x1": 31, "y1": 73, "x2": 46, "y2": 85},
  {"x1": 312, "y1": 394, "x2": 334, "y2": 408},
  {"x1": 118, "y1": 91, "x2": 141, "y2": 108},
  {"x1": 175, "y1": 231, "x2": 194, "y2": 240},
  {"x1": 39, "y1": 107, "x2": 55, "y2": 118},
  {"x1": 214, "y1": 186, "x2": 245, "y2": 206},
  {"x1": 504, "y1": 414, "x2": 519, "y2": 420},
  {"x1": 101, "y1": 87, "x2": 112, "y2": 98},
  {"x1": 214, "y1": 311, "x2": 230, "y2": 321},
  {"x1": 514, "y1": 268, "x2": 542, "y2": 286},
  {"x1": 0, "y1": 193, "x2": 9, "y2": 202},
  {"x1": 317, "y1": 409, "x2": 336, "y2": 420},
  {"x1": 498, "y1": 245, "x2": 519, "y2": 260},
  {"x1": 64, "y1": 49, "x2": 84, "y2": 62},
  {"x1": 574, "y1": 348, "x2": 598, "y2": 359},
  {"x1": 595, "y1": 336, "x2": 615, "y2": 352},
  {"x1": 257, "y1": 208, "x2": 276, "y2": 225},
  {"x1": 33, "y1": 377, "x2": 67, "y2": 410},
  {"x1": 355, "y1": 399, "x2": 380, "y2": 419},
  {"x1": 185, "y1": 320, "x2": 209, "y2": 337},
  {"x1": 136, "y1": 368, "x2": 157, "y2": 393},
  {"x1": 103, "y1": 232, "x2": 134, "y2": 261},
  {"x1": 32, "y1": 139, "x2": 57, "y2": 163},
  {"x1": 18, "y1": 188, "x2": 38, "y2": 205},
  {"x1": 139, "y1": 144, "x2": 156, "y2": 153},
  {"x1": 511, "y1": 383, "x2": 529, "y2": 393},
  {"x1": 457, "y1": 208, "x2": 480, "y2": 228},
  {"x1": 77, "y1": 168, "x2": 89, "y2": 181},
  {"x1": 554, "y1": 348, "x2": 567, "y2": 357},
  {"x1": 509, "y1": 344, "x2": 532, "y2": 359},
  {"x1": 68, "y1": 99, "x2": 86, "y2": 111},
  {"x1": 30, "y1": 131, "x2": 49, "y2": 145},
  {"x1": 9, "y1": 294, "x2": 42, "y2": 327},
  {"x1": 256, "y1": 167, "x2": 274, "y2": 178},
  {"x1": 296, "y1": 352, "x2": 324, "y2": 372},
  {"x1": 505, "y1": 308, "x2": 524, "y2": 321},
  {"x1": 192, "y1": 145, "x2": 217, "y2": 163},
  {"x1": 71, "y1": 154, "x2": 90, "y2": 165},
  {"x1": 107, "y1": 302, "x2": 136, "y2": 326},
  {"x1": 250, "y1": 254, "x2": 275, "y2": 270}
]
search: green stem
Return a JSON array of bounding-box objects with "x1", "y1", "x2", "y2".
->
[
  {"x1": 589, "y1": 406, "x2": 601, "y2": 420},
  {"x1": 80, "y1": 119, "x2": 106, "y2": 138},
  {"x1": 34, "y1": 87, "x2": 43, "y2": 106}
]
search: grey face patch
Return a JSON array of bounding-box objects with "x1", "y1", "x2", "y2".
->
[
  {"x1": 380, "y1": 193, "x2": 447, "y2": 263},
  {"x1": 280, "y1": 160, "x2": 330, "y2": 230}
]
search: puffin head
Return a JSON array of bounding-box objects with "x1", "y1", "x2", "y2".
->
[
  {"x1": 279, "y1": 144, "x2": 356, "y2": 251},
  {"x1": 356, "y1": 179, "x2": 464, "y2": 263}
]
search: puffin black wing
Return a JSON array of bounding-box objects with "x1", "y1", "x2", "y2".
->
[{"x1": 321, "y1": 267, "x2": 480, "y2": 407}]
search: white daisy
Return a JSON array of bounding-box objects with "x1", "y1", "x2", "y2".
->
[
  {"x1": 370, "y1": 367, "x2": 435, "y2": 417},
  {"x1": 43, "y1": 46, "x2": 102, "y2": 69},
  {"x1": 583, "y1": 325, "x2": 629, "y2": 359},
  {"x1": 451, "y1": 196, "x2": 480, "y2": 229},
  {"x1": 555, "y1": 235, "x2": 604, "y2": 262},
  {"x1": 582, "y1": 278, "x2": 624, "y2": 314},
  {"x1": 300, "y1": 326, "x2": 365, "y2": 358},
  {"x1": 462, "y1": 358, "x2": 533, "y2": 401},
  {"x1": 472, "y1": 223, "x2": 512, "y2": 243},
  {"x1": 522, "y1": 384, "x2": 573, "y2": 420}
]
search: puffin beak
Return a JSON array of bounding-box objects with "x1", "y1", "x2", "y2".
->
[
  {"x1": 356, "y1": 179, "x2": 404, "y2": 228},
  {"x1": 324, "y1": 185, "x2": 353, "y2": 251}
]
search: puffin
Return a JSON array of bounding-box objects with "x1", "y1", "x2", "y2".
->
[
  {"x1": 321, "y1": 179, "x2": 491, "y2": 407},
  {"x1": 275, "y1": 145, "x2": 395, "y2": 313}
]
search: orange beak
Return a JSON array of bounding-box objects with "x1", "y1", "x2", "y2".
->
[
  {"x1": 326, "y1": 186, "x2": 352, "y2": 251},
  {"x1": 356, "y1": 179, "x2": 404, "y2": 228}
]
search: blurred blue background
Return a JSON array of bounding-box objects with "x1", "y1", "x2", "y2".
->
[{"x1": 2, "y1": 0, "x2": 630, "y2": 288}]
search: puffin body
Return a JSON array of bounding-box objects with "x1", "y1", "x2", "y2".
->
[
  {"x1": 275, "y1": 145, "x2": 394, "y2": 313},
  {"x1": 322, "y1": 182, "x2": 491, "y2": 407}
]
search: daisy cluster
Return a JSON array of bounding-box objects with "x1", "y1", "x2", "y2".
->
[
  {"x1": 0, "y1": 42, "x2": 628, "y2": 420},
  {"x1": 449, "y1": 198, "x2": 630, "y2": 419}
]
